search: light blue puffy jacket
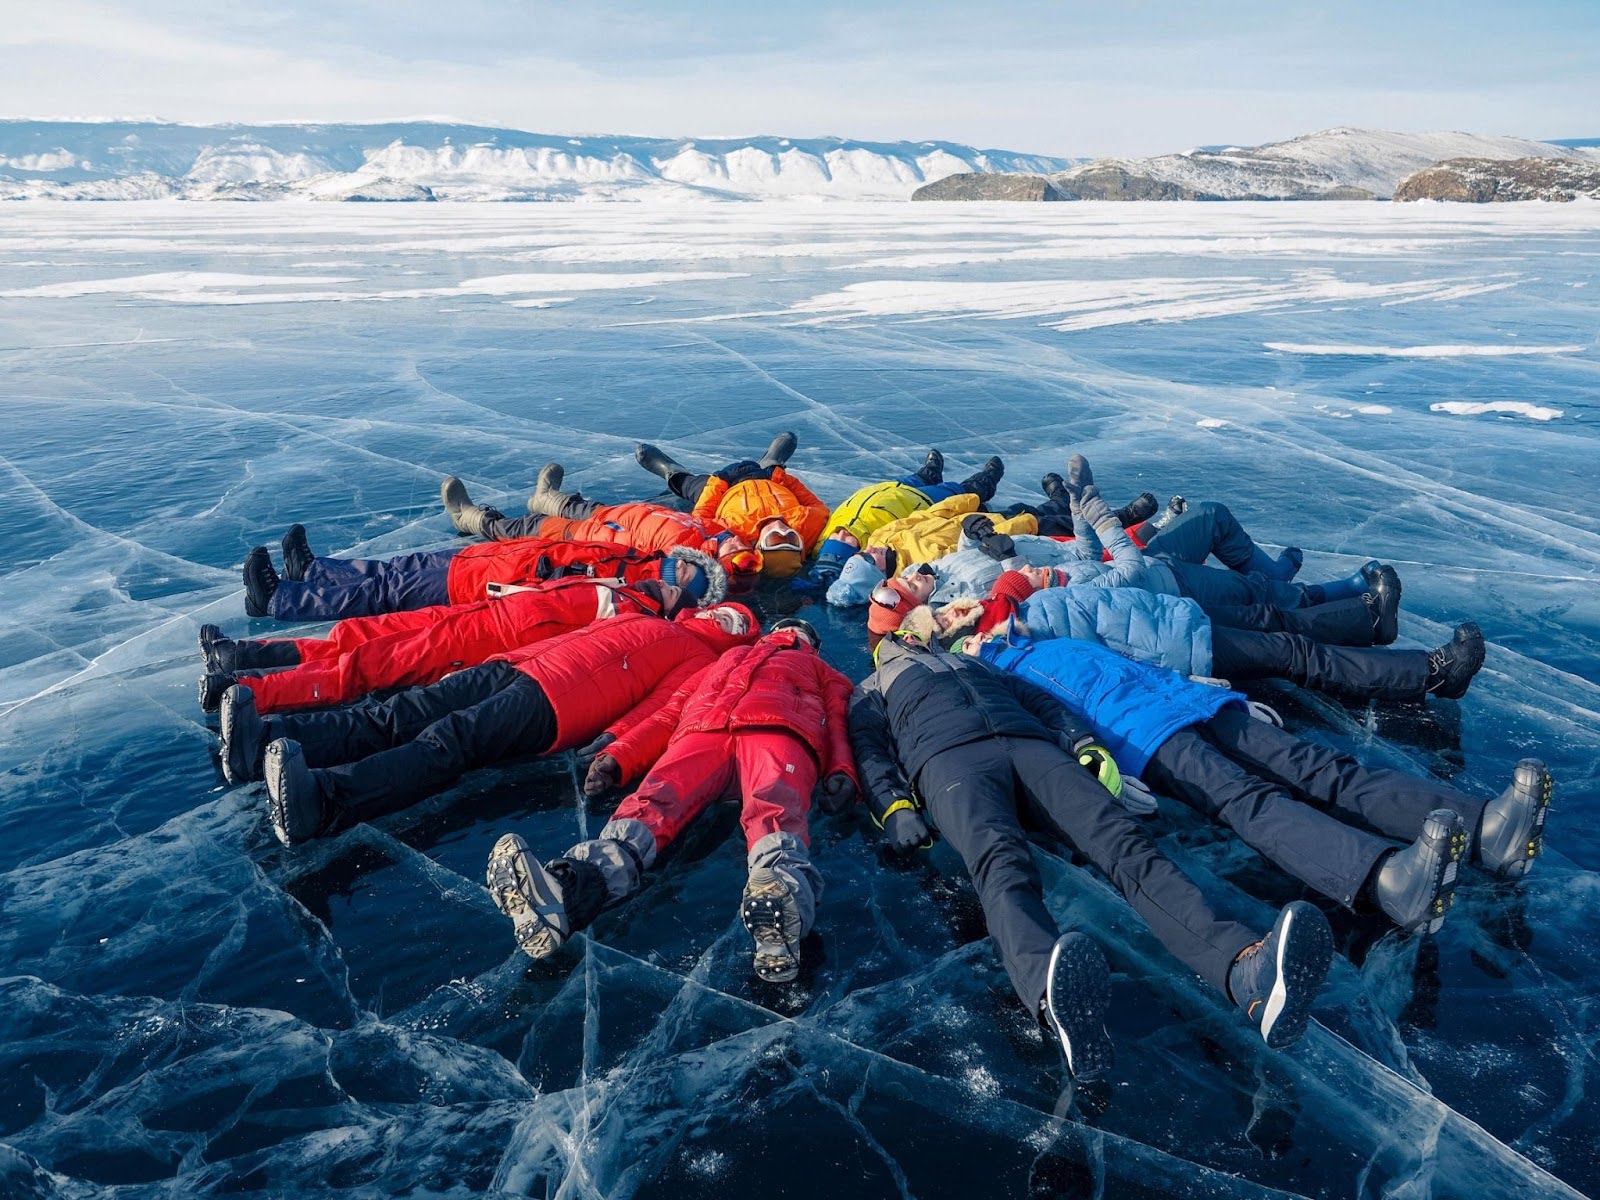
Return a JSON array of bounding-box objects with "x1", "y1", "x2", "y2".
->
[{"x1": 1014, "y1": 586, "x2": 1214, "y2": 676}]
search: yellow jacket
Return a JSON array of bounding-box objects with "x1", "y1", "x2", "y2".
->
[
  {"x1": 819, "y1": 480, "x2": 934, "y2": 546},
  {"x1": 866, "y1": 494, "x2": 1036, "y2": 565}
]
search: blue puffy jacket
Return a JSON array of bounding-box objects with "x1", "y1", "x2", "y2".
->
[
  {"x1": 1015, "y1": 587, "x2": 1214, "y2": 676},
  {"x1": 978, "y1": 637, "x2": 1245, "y2": 775}
]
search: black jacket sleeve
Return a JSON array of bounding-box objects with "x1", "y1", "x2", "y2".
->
[
  {"x1": 1006, "y1": 674, "x2": 1096, "y2": 748},
  {"x1": 847, "y1": 676, "x2": 917, "y2": 825}
]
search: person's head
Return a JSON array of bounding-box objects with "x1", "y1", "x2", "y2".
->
[
  {"x1": 717, "y1": 539, "x2": 763, "y2": 595},
  {"x1": 635, "y1": 579, "x2": 687, "y2": 618},
  {"x1": 863, "y1": 545, "x2": 898, "y2": 577},
  {"x1": 866, "y1": 578, "x2": 921, "y2": 649},
  {"x1": 757, "y1": 519, "x2": 805, "y2": 579},
  {"x1": 831, "y1": 529, "x2": 861, "y2": 551},
  {"x1": 768, "y1": 616, "x2": 821, "y2": 651},
  {"x1": 950, "y1": 633, "x2": 987, "y2": 656},
  {"x1": 901, "y1": 566, "x2": 937, "y2": 604},
  {"x1": 683, "y1": 602, "x2": 761, "y2": 648},
  {"x1": 659, "y1": 547, "x2": 726, "y2": 606},
  {"x1": 1018, "y1": 564, "x2": 1055, "y2": 591}
]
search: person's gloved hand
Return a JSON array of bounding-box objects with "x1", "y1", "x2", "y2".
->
[
  {"x1": 1073, "y1": 741, "x2": 1123, "y2": 798},
  {"x1": 883, "y1": 806, "x2": 932, "y2": 853},
  {"x1": 979, "y1": 532, "x2": 1017, "y2": 562},
  {"x1": 583, "y1": 753, "x2": 621, "y2": 796},
  {"x1": 819, "y1": 772, "x2": 858, "y2": 814},
  {"x1": 574, "y1": 732, "x2": 615, "y2": 768},
  {"x1": 1119, "y1": 776, "x2": 1158, "y2": 816}
]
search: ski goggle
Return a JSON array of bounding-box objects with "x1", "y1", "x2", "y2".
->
[
  {"x1": 757, "y1": 525, "x2": 804, "y2": 553},
  {"x1": 723, "y1": 548, "x2": 764, "y2": 576},
  {"x1": 870, "y1": 584, "x2": 907, "y2": 611}
]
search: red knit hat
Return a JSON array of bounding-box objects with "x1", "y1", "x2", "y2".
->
[{"x1": 989, "y1": 570, "x2": 1038, "y2": 606}]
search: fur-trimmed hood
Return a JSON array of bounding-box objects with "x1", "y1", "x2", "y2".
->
[{"x1": 667, "y1": 545, "x2": 727, "y2": 606}]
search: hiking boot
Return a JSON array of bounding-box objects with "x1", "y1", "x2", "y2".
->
[
  {"x1": 635, "y1": 442, "x2": 688, "y2": 484},
  {"x1": 243, "y1": 547, "x2": 279, "y2": 618},
  {"x1": 1228, "y1": 901, "x2": 1333, "y2": 1049},
  {"x1": 526, "y1": 462, "x2": 567, "y2": 517},
  {"x1": 264, "y1": 739, "x2": 324, "y2": 845},
  {"x1": 958, "y1": 456, "x2": 1005, "y2": 505},
  {"x1": 281, "y1": 524, "x2": 314, "y2": 582},
  {"x1": 1112, "y1": 492, "x2": 1158, "y2": 528},
  {"x1": 1476, "y1": 759, "x2": 1553, "y2": 880},
  {"x1": 487, "y1": 833, "x2": 572, "y2": 959},
  {"x1": 1147, "y1": 495, "x2": 1187, "y2": 532},
  {"x1": 1426, "y1": 622, "x2": 1485, "y2": 700},
  {"x1": 1040, "y1": 473, "x2": 1068, "y2": 505},
  {"x1": 1366, "y1": 565, "x2": 1402, "y2": 645},
  {"x1": 759, "y1": 431, "x2": 798, "y2": 469},
  {"x1": 1371, "y1": 809, "x2": 1467, "y2": 933},
  {"x1": 199, "y1": 670, "x2": 236, "y2": 714},
  {"x1": 915, "y1": 448, "x2": 945, "y2": 487},
  {"x1": 742, "y1": 866, "x2": 804, "y2": 983},
  {"x1": 1039, "y1": 932, "x2": 1114, "y2": 1081},
  {"x1": 441, "y1": 476, "x2": 504, "y2": 538},
  {"x1": 199, "y1": 624, "x2": 227, "y2": 672},
  {"x1": 219, "y1": 684, "x2": 267, "y2": 785}
]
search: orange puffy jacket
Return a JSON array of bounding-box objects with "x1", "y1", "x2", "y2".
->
[{"x1": 691, "y1": 467, "x2": 829, "y2": 551}]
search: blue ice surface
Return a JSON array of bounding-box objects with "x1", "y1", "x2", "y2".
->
[{"x1": 0, "y1": 200, "x2": 1596, "y2": 1198}]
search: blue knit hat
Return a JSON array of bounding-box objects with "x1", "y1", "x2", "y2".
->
[
  {"x1": 659, "y1": 555, "x2": 709, "y2": 601},
  {"x1": 814, "y1": 537, "x2": 857, "y2": 566}
]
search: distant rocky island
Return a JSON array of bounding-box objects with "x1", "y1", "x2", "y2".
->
[{"x1": 913, "y1": 127, "x2": 1600, "y2": 203}]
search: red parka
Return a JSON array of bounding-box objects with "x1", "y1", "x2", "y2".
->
[
  {"x1": 240, "y1": 578, "x2": 660, "y2": 714},
  {"x1": 605, "y1": 629, "x2": 859, "y2": 790},
  {"x1": 534, "y1": 502, "x2": 751, "y2": 563},
  {"x1": 497, "y1": 605, "x2": 759, "y2": 778},
  {"x1": 446, "y1": 538, "x2": 718, "y2": 605}
]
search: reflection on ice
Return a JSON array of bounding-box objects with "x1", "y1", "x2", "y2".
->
[{"x1": 0, "y1": 202, "x2": 1595, "y2": 1195}]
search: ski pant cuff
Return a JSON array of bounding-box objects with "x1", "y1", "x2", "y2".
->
[{"x1": 565, "y1": 818, "x2": 657, "y2": 905}]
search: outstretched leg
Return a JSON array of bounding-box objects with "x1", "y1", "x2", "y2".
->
[
  {"x1": 1141, "y1": 500, "x2": 1302, "y2": 581},
  {"x1": 1210, "y1": 627, "x2": 1429, "y2": 701}
]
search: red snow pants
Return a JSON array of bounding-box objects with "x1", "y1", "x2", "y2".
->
[{"x1": 612, "y1": 729, "x2": 817, "y2": 854}]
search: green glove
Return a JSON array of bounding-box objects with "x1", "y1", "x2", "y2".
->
[{"x1": 1075, "y1": 743, "x2": 1123, "y2": 798}]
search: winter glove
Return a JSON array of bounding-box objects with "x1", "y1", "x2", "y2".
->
[
  {"x1": 1073, "y1": 742, "x2": 1123, "y2": 799},
  {"x1": 1247, "y1": 701, "x2": 1284, "y2": 728},
  {"x1": 574, "y1": 732, "x2": 616, "y2": 769},
  {"x1": 819, "y1": 772, "x2": 858, "y2": 814},
  {"x1": 882, "y1": 806, "x2": 933, "y2": 854},
  {"x1": 583, "y1": 753, "x2": 621, "y2": 797},
  {"x1": 1118, "y1": 776, "x2": 1159, "y2": 816}
]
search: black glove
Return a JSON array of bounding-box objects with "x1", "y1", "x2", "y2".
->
[
  {"x1": 574, "y1": 732, "x2": 615, "y2": 768},
  {"x1": 979, "y1": 532, "x2": 1016, "y2": 562},
  {"x1": 583, "y1": 754, "x2": 621, "y2": 796},
  {"x1": 883, "y1": 807, "x2": 932, "y2": 854},
  {"x1": 819, "y1": 772, "x2": 858, "y2": 814},
  {"x1": 961, "y1": 513, "x2": 997, "y2": 542}
]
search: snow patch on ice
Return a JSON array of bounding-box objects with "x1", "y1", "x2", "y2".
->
[
  {"x1": 1356, "y1": 404, "x2": 1394, "y2": 415},
  {"x1": 0, "y1": 271, "x2": 357, "y2": 300},
  {"x1": 1196, "y1": 418, "x2": 1229, "y2": 428},
  {"x1": 1430, "y1": 400, "x2": 1565, "y2": 421},
  {"x1": 1265, "y1": 342, "x2": 1586, "y2": 357}
]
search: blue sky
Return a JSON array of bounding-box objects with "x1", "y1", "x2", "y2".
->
[{"x1": 2, "y1": 1, "x2": 1596, "y2": 155}]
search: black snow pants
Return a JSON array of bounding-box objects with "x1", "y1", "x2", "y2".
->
[
  {"x1": 1210, "y1": 628, "x2": 1429, "y2": 701},
  {"x1": 268, "y1": 661, "x2": 558, "y2": 829},
  {"x1": 1143, "y1": 706, "x2": 1486, "y2": 908},
  {"x1": 917, "y1": 733, "x2": 1258, "y2": 1011},
  {"x1": 1203, "y1": 597, "x2": 1374, "y2": 647}
]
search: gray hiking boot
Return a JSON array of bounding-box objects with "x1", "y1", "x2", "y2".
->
[
  {"x1": 1228, "y1": 901, "x2": 1333, "y2": 1049},
  {"x1": 741, "y1": 867, "x2": 804, "y2": 983},
  {"x1": 264, "y1": 739, "x2": 324, "y2": 845},
  {"x1": 487, "y1": 833, "x2": 571, "y2": 959},
  {"x1": 219, "y1": 684, "x2": 267, "y2": 785},
  {"x1": 1476, "y1": 760, "x2": 1553, "y2": 879},
  {"x1": 1371, "y1": 809, "x2": 1467, "y2": 933},
  {"x1": 1147, "y1": 495, "x2": 1187, "y2": 533},
  {"x1": 441, "y1": 476, "x2": 503, "y2": 538},
  {"x1": 759, "y1": 432, "x2": 798, "y2": 469},
  {"x1": 526, "y1": 462, "x2": 568, "y2": 517}
]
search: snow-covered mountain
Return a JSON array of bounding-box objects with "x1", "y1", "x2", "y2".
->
[
  {"x1": 0, "y1": 121, "x2": 1071, "y2": 201},
  {"x1": 1051, "y1": 128, "x2": 1600, "y2": 200}
]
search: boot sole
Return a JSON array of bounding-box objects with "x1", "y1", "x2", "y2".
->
[
  {"x1": 218, "y1": 686, "x2": 258, "y2": 785},
  {"x1": 1260, "y1": 902, "x2": 1333, "y2": 1050},
  {"x1": 1412, "y1": 810, "x2": 1468, "y2": 935},
  {"x1": 1045, "y1": 933, "x2": 1114, "y2": 1081},
  {"x1": 1496, "y1": 762, "x2": 1553, "y2": 880},
  {"x1": 486, "y1": 833, "x2": 567, "y2": 959},
  {"x1": 741, "y1": 876, "x2": 801, "y2": 983},
  {"x1": 264, "y1": 741, "x2": 300, "y2": 847}
]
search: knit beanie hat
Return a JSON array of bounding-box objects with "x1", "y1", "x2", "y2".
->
[
  {"x1": 866, "y1": 578, "x2": 920, "y2": 645},
  {"x1": 989, "y1": 570, "x2": 1038, "y2": 606},
  {"x1": 814, "y1": 537, "x2": 857, "y2": 566},
  {"x1": 659, "y1": 550, "x2": 712, "y2": 601}
]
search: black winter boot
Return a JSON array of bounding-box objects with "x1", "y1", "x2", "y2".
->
[
  {"x1": 1039, "y1": 932, "x2": 1114, "y2": 1081},
  {"x1": 635, "y1": 442, "x2": 689, "y2": 487},
  {"x1": 915, "y1": 448, "x2": 945, "y2": 487},
  {"x1": 1112, "y1": 492, "x2": 1159, "y2": 528},
  {"x1": 1146, "y1": 495, "x2": 1187, "y2": 533},
  {"x1": 1369, "y1": 809, "x2": 1467, "y2": 933},
  {"x1": 1040, "y1": 473, "x2": 1069, "y2": 505},
  {"x1": 1366, "y1": 564, "x2": 1402, "y2": 645},
  {"x1": 219, "y1": 684, "x2": 267, "y2": 785},
  {"x1": 959, "y1": 456, "x2": 1005, "y2": 505},
  {"x1": 1227, "y1": 901, "x2": 1332, "y2": 1049},
  {"x1": 759, "y1": 431, "x2": 798, "y2": 469},
  {"x1": 199, "y1": 670, "x2": 236, "y2": 714},
  {"x1": 1425, "y1": 622, "x2": 1485, "y2": 700},
  {"x1": 264, "y1": 739, "x2": 325, "y2": 845},
  {"x1": 441, "y1": 476, "x2": 504, "y2": 538},
  {"x1": 1475, "y1": 759, "x2": 1553, "y2": 879},
  {"x1": 243, "y1": 547, "x2": 279, "y2": 618},
  {"x1": 281, "y1": 525, "x2": 314, "y2": 582},
  {"x1": 199, "y1": 624, "x2": 224, "y2": 669}
]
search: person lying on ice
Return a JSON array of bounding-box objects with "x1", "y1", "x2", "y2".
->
[
  {"x1": 484, "y1": 617, "x2": 858, "y2": 983},
  {"x1": 197, "y1": 575, "x2": 695, "y2": 715},
  {"x1": 220, "y1": 604, "x2": 759, "y2": 842},
  {"x1": 803, "y1": 449, "x2": 1006, "y2": 588},
  {"x1": 914, "y1": 566, "x2": 1487, "y2": 703},
  {"x1": 631, "y1": 431, "x2": 828, "y2": 579},
  {"x1": 848, "y1": 626, "x2": 1337, "y2": 1081},
  {"x1": 959, "y1": 630, "x2": 1552, "y2": 933},
  {"x1": 239, "y1": 523, "x2": 727, "y2": 622},
  {"x1": 440, "y1": 468, "x2": 763, "y2": 595}
]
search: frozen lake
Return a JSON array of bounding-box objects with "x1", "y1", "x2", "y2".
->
[{"x1": 1, "y1": 200, "x2": 1597, "y2": 1197}]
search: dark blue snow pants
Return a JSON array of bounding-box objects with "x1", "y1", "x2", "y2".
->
[
  {"x1": 1210, "y1": 628, "x2": 1429, "y2": 701},
  {"x1": 267, "y1": 550, "x2": 457, "y2": 620}
]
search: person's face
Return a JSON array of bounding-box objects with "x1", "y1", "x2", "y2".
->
[
  {"x1": 834, "y1": 529, "x2": 861, "y2": 550},
  {"x1": 962, "y1": 634, "x2": 985, "y2": 655},
  {"x1": 863, "y1": 546, "x2": 892, "y2": 574},
  {"x1": 674, "y1": 562, "x2": 702, "y2": 597},
  {"x1": 1020, "y1": 564, "x2": 1052, "y2": 589},
  {"x1": 656, "y1": 582, "x2": 684, "y2": 615},
  {"x1": 708, "y1": 607, "x2": 749, "y2": 635},
  {"x1": 904, "y1": 570, "x2": 936, "y2": 603}
]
